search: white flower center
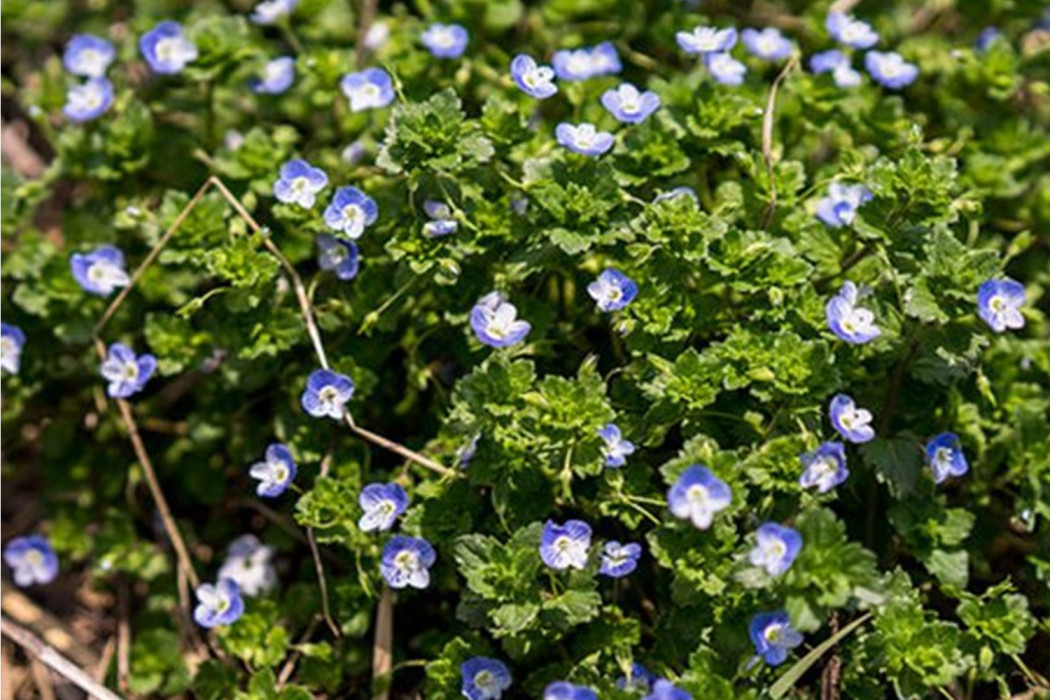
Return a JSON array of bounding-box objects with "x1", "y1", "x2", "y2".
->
[
  {"x1": 319, "y1": 386, "x2": 339, "y2": 404},
  {"x1": 122, "y1": 361, "x2": 139, "y2": 381},
  {"x1": 342, "y1": 204, "x2": 363, "y2": 224},
  {"x1": 687, "y1": 484, "x2": 709, "y2": 508},
  {"x1": 395, "y1": 550, "x2": 418, "y2": 573},
  {"x1": 990, "y1": 295, "x2": 1007, "y2": 313},
  {"x1": 24, "y1": 550, "x2": 43, "y2": 568},
  {"x1": 764, "y1": 624, "x2": 784, "y2": 644}
]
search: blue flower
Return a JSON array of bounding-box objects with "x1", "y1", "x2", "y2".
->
[
  {"x1": 100, "y1": 343, "x2": 156, "y2": 399},
  {"x1": 458, "y1": 433, "x2": 480, "y2": 468},
  {"x1": 421, "y1": 23, "x2": 469, "y2": 59},
  {"x1": 63, "y1": 77, "x2": 114, "y2": 123},
  {"x1": 300, "y1": 368, "x2": 354, "y2": 419},
  {"x1": 705, "y1": 52, "x2": 747, "y2": 85},
  {"x1": 816, "y1": 182, "x2": 871, "y2": 228},
  {"x1": 601, "y1": 83, "x2": 661, "y2": 124},
  {"x1": 798, "y1": 441, "x2": 849, "y2": 493},
  {"x1": 676, "y1": 26, "x2": 737, "y2": 54},
  {"x1": 217, "y1": 535, "x2": 276, "y2": 597},
  {"x1": 63, "y1": 34, "x2": 115, "y2": 77},
  {"x1": 193, "y1": 578, "x2": 245, "y2": 628},
  {"x1": 977, "y1": 278, "x2": 1025, "y2": 333},
  {"x1": 552, "y1": 42, "x2": 620, "y2": 81},
  {"x1": 667, "y1": 466, "x2": 732, "y2": 530},
  {"x1": 249, "y1": 443, "x2": 297, "y2": 498},
  {"x1": 975, "y1": 27, "x2": 1001, "y2": 52},
  {"x1": 0, "y1": 323, "x2": 26, "y2": 375},
  {"x1": 139, "y1": 21, "x2": 198, "y2": 75},
  {"x1": 323, "y1": 186, "x2": 378, "y2": 238},
  {"x1": 644, "y1": 679, "x2": 692, "y2": 700},
  {"x1": 342, "y1": 141, "x2": 366, "y2": 165},
  {"x1": 825, "y1": 12, "x2": 879, "y2": 49},
  {"x1": 653, "y1": 187, "x2": 698, "y2": 204},
  {"x1": 251, "y1": 0, "x2": 298, "y2": 25},
  {"x1": 340, "y1": 68, "x2": 395, "y2": 112},
  {"x1": 556, "y1": 122, "x2": 615, "y2": 156},
  {"x1": 589, "y1": 41, "x2": 622, "y2": 76},
  {"x1": 461, "y1": 657, "x2": 512, "y2": 700},
  {"x1": 749, "y1": 611, "x2": 803, "y2": 666},
  {"x1": 380, "y1": 535, "x2": 436, "y2": 589},
  {"x1": 358, "y1": 482, "x2": 409, "y2": 532},
  {"x1": 598, "y1": 423, "x2": 635, "y2": 468},
  {"x1": 70, "y1": 245, "x2": 130, "y2": 296},
  {"x1": 741, "y1": 28, "x2": 793, "y2": 60},
  {"x1": 829, "y1": 394, "x2": 875, "y2": 443},
  {"x1": 470, "y1": 292, "x2": 531, "y2": 348},
  {"x1": 864, "y1": 51, "x2": 918, "y2": 89},
  {"x1": 510, "y1": 54, "x2": 557, "y2": 99},
  {"x1": 251, "y1": 56, "x2": 295, "y2": 94},
  {"x1": 748, "y1": 523, "x2": 802, "y2": 576},
  {"x1": 826, "y1": 281, "x2": 881, "y2": 344},
  {"x1": 587, "y1": 268, "x2": 638, "y2": 312},
  {"x1": 539, "y1": 519, "x2": 592, "y2": 570},
  {"x1": 316, "y1": 234, "x2": 360, "y2": 281},
  {"x1": 599, "y1": 540, "x2": 642, "y2": 578},
  {"x1": 273, "y1": 158, "x2": 328, "y2": 208},
  {"x1": 616, "y1": 663, "x2": 657, "y2": 692},
  {"x1": 3, "y1": 535, "x2": 58, "y2": 587},
  {"x1": 926, "y1": 432, "x2": 968, "y2": 484},
  {"x1": 809, "y1": 50, "x2": 862, "y2": 87},
  {"x1": 545, "y1": 682, "x2": 598, "y2": 700},
  {"x1": 423, "y1": 200, "x2": 458, "y2": 237}
]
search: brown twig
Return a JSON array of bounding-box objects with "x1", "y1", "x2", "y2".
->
[
  {"x1": 1, "y1": 118, "x2": 47, "y2": 179},
  {"x1": 309, "y1": 448, "x2": 341, "y2": 639},
  {"x1": 371, "y1": 587, "x2": 394, "y2": 700},
  {"x1": 116, "y1": 583, "x2": 131, "y2": 692},
  {"x1": 276, "y1": 616, "x2": 321, "y2": 688},
  {"x1": 355, "y1": 0, "x2": 380, "y2": 66},
  {"x1": 0, "y1": 589, "x2": 98, "y2": 669},
  {"x1": 761, "y1": 55, "x2": 798, "y2": 229},
  {"x1": 820, "y1": 612, "x2": 843, "y2": 700}
]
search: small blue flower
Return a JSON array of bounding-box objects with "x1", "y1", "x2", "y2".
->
[
  {"x1": 829, "y1": 394, "x2": 875, "y2": 443},
  {"x1": 316, "y1": 234, "x2": 360, "y2": 281},
  {"x1": 3, "y1": 535, "x2": 58, "y2": 587},
  {"x1": 616, "y1": 663, "x2": 657, "y2": 692},
  {"x1": 599, "y1": 540, "x2": 642, "y2": 578},
  {"x1": 590, "y1": 41, "x2": 622, "y2": 76},
  {"x1": 340, "y1": 68, "x2": 395, "y2": 112},
  {"x1": 380, "y1": 535, "x2": 436, "y2": 589},
  {"x1": 552, "y1": 43, "x2": 620, "y2": 81},
  {"x1": 63, "y1": 34, "x2": 116, "y2": 77},
  {"x1": 749, "y1": 611, "x2": 803, "y2": 666},
  {"x1": 644, "y1": 679, "x2": 692, "y2": 700},
  {"x1": 63, "y1": 77, "x2": 114, "y2": 123},
  {"x1": 251, "y1": 56, "x2": 295, "y2": 94},
  {"x1": 539, "y1": 519, "x2": 592, "y2": 570},
  {"x1": 676, "y1": 26, "x2": 737, "y2": 54},
  {"x1": 926, "y1": 432, "x2": 968, "y2": 484},
  {"x1": 461, "y1": 657, "x2": 512, "y2": 700},
  {"x1": 218, "y1": 534, "x2": 276, "y2": 596},
  {"x1": 598, "y1": 423, "x2": 635, "y2": 468},
  {"x1": 342, "y1": 141, "x2": 366, "y2": 165},
  {"x1": 457, "y1": 433, "x2": 480, "y2": 468},
  {"x1": 273, "y1": 158, "x2": 328, "y2": 208},
  {"x1": 864, "y1": 51, "x2": 918, "y2": 89},
  {"x1": 423, "y1": 200, "x2": 458, "y2": 237},
  {"x1": 798, "y1": 441, "x2": 849, "y2": 493},
  {"x1": 977, "y1": 278, "x2": 1025, "y2": 333},
  {"x1": 249, "y1": 443, "x2": 297, "y2": 497},
  {"x1": 193, "y1": 578, "x2": 245, "y2": 628},
  {"x1": 421, "y1": 23, "x2": 469, "y2": 59},
  {"x1": 0, "y1": 323, "x2": 26, "y2": 375},
  {"x1": 100, "y1": 343, "x2": 156, "y2": 399},
  {"x1": 323, "y1": 186, "x2": 378, "y2": 239},
  {"x1": 300, "y1": 368, "x2": 354, "y2": 419},
  {"x1": 139, "y1": 21, "x2": 198, "y2": 75},
  {"x1": 510, "y1": 54, "x2": 557, "y2": 99},
  {"x1": 825, "y1": 12, "x2": 879, "y2": 49},
  {"x1": 809, "y1": 50, "x2": 862, "y2": 87},
  {"x1": 251, "y1": 0, "x2": 298, "y2": 25},
  {"x1": 975, "y1": 27, "x2": 1001, "y2": 52},
  {"x1": 668, "y1": 466, "x2": 732, "y2": 530},
  {"x1": 358, "y1": 482, "x2": 409, "y2": 532},
  {"x1": 741, "y1": 28, "x2": 793, "y2": 60},
  {"x1": 587, "y1": 268, "x2": 638, "y2": 312},
  {"x1": 470, "y1": 292, "x2": 531, "y2": 348},
  {"x1": 653, "y1": 187, "x2": 698, "y2": 204},
  {"x1": 748, "y1": 522, "x2": 802, "y2": 576},
  {"x1": 545, "y1": 682, "x2": 598, "y2": 700},
  {"x1": 705, "y1": 52, "x2": 747, "y2": 85},
  {"x1": 556, "y1": 122, "x2": 615, "y2": 156},
  {"x1": 70, "y1": 245, "x2": 130, "y2": 296},
  {"x1": 826, "y1": 281, "x2": 881, "y2": 344},
  {"x1": 601, "y1": 83, "x2": 661, "y2": 124}
]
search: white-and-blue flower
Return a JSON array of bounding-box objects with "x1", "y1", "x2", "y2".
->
[
  {"x1": 250, "y1": 0, "x2": 298, "y2": 25},
  {"x1": 825, "y1": 12, "x2": 879, "y2": 49},
  {"x1": 358, "y1": 482, "x2": 409, "y2": 532},
  {"x1": 539, "y1": 519, "x2": 592, "y2": 570},
  {"x1": 461, "y1": 657, "x2": 512, "y2": 700},
  {"x1": 741, "y1": 28, "x2": 793, "y2": 60},
  {"x1": 421, "y1": 23, "x2": 469, "y2": 59},
  {"x1": 458, "y1": 433, "x2": 480, "y2": 468},
  {"x1": 423, "y1": 200, "x2": 458, "y2": 237},
  {"x1": 975, "y1": 27, "x2": 1001, "y2": 52},
  {"x1": 193, "y1": 578, "x2": 244, "y2": 628},
  {"x1": 0, "y1": 323, "x2": 26, "y2": 375},
  {"x1": 545, "y1": 681, "x2": 598, "y2": 700},
  {"x1": 340, "y1": 68, "x2": 395, "y2": 112},
  {"x1": 601, "y1": 83, "x2": 660, "y2": 124},
  {"x1": 217, "y1": 534, "x2": 277, "y2": 597},
  {"x1": 705, "y1": 52, "x2": 747, "y2": 85},
  {"x1": 3, "y1": 535, "x2": 58, "y2": 587},
  {"x1": 552, "y1": 42, "x2": 621, "y2": 81},
  {"x1": 273, "y1": 158, "x2": 328, "y2": 208},
  {"x1": 100, "y1": 343, "x2": 156, "y2": 399},
  {"x1": 555, "y1": 122, "x2": 614, "y2": 156},
  {"x1": 616, "y1": 663, "x2": 657, "y2": 692},
  {"x1": 926, "y1": 432, "x2": 968, "y2": 484},
  {"x1": 747, "y1": 522, "x2": 802, "y2": 576},
  {"x1": 510, "y1": 54, "x2": 557, "y2": 99},
  {"x1": 64, "y1": 34, "x2": 116, "y2": 77},
  {"x1": 865, "y1": 51, "x2": 918, "y2": 89},
  {"x1": 676, "y1": 26, "x2": 738, "y2": 54},
  {"x1": 323, "y1": 186, "x2": 378, "y2": 238},
  {"x1": 798, "y1": 441, "x2": 849, "y2": 493},
  {"x1": 587, "y1": 268, "x2": 638, "y2": 312},
  {"x1": 829, "y1": 393, "x2": 875, "y2": 443},
  {"x1": 599, "y1": 540, "x2": 642, "y2": 578},
  {"x1": 70, "y1": 245, "x2": 130, "y2": 296},
  {"x1": 300, "y1": 368, "x2": 354, "y2": 419},
  {"x1": 809, "y1": 49, "x2": 863, "y2": 87},
  {"x1": 644, "y1": 679, "x2": 692, "y2": 700},
  {"x1": 470, "y1": 292, "x2": 531, "y2": 348},
  {"x1": 251, "y1": 56, "x2": 295, "y2": 94},
  {"x1": 139, "y1": 21, "x2": 198, "y2": 75},
  {"x1": 598, "y1": 423, "x2": 635, "y2": 468},
  {"x1": 816, "y1": 183, "x2": 870, "y2": 228},
  {"x1": 826, "y1": 281, "x2": 881, "y2": 344},
  {"x1": 749, "y1": 611, "x2": 803, "y2": 666},
  {"x1": 380, "y1": 535, "x2": 436, "y2": 589},
  {"x1": 653, "y1": 187, "x2": 699, "y2": 204},
  {"x1": 63, "y1": 77, "x2": 114, "y2": 123},
  {"x1": 977, "y1": 278, "x2": 1025, "y2": 333},
  {"x1": 668, "y1": 466, "x2": 732, "y2": 530},
  {"x1": 316, "y1": 234, "x2": 360, "y2": 281},
  {"x1": 249, "y1": 443, "x2": 297, "y2": 498}
]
